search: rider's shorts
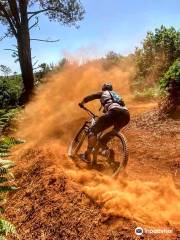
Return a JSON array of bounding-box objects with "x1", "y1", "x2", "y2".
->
[{"x1": 90, "y1": 108, "x2": 130, "y2": 135}]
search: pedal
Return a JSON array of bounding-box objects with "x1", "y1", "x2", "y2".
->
[
  {"x1": 78, "y1": 153, "x2": 91, "y2": 164},
  {"x1": 99, "y1": 148, "x2": 110, "y2": 158}
]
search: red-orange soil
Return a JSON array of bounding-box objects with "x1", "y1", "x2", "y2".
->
[
  {"x1": 4, "y1": 64, "x2": 180, "y2": 239},
  {"x1": 5, "y1": 100, "x2": 180, "y2": 240}
]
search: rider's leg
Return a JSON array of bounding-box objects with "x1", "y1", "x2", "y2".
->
[
  {"x1": 85, "y1": 132, "x2": 97, "y2": 160},
  {"x1": 98, "y1": 109, "x2": 130, "y2": 153},
  {"x1": 82, "y1": 110, "x2": 130, "y2": 162},
  {"x1": 84, "y1": 113, "x2": 114, "y2": 160},
  {"x1": 113, "y1": 109, "x2": 130, "y2": 131},
  {"x1": 99, "y1": 109, "x2": 130, "y2": 169}
]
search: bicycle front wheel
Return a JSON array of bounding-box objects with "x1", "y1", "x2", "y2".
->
[{"x1": 68, "y1": 124, "x2": 88, "y2": 158}]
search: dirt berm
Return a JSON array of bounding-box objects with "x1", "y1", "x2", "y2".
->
[{"x1": 5, "y1": 64, "x2": 180, "y2": 239}]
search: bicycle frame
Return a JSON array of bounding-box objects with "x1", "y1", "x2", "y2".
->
[
  {"x1": 82, "y1": 106, "x2": 118, "y2": 136},
  {"x1": 81, "y1": 105, "x2": 97, "y2": 118},
  {"x1": 81, "y1": 106, "x2": 97, "y2": 132}
]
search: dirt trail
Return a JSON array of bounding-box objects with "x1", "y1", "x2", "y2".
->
[{"x1": 6, "y1": 63, "x2": 180, "y2": 239}]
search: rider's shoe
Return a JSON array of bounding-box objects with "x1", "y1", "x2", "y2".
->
[
  {"x1": 99, "y1": 148, "x2": 110, "y2": 158},
  {"x1": 79, "y1": 151, "x2": 91, "y2": 163},
  {"x1": 104, "y1": 149, "x2": 111, "y2": 158},
  {"x1": 107, "y1": 150, "x2": 120, "y2": 172}
]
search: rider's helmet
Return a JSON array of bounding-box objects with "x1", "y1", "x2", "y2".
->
[{"x1": 102, "y1": 83, "x2": 113, "y2": 91}]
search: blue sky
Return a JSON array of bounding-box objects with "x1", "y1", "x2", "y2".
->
[{"x1": 0, "y1": 0, "x2": 180, "y2": 72}]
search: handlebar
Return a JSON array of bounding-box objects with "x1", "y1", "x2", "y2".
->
[{"x1": 79, "y1": 105, "x2": 97, "y2": 118}]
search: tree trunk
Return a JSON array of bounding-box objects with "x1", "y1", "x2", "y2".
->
[
  {"x1": 17, "y1": 35, "x2": 34, "y2": 105},
  {"x1": 18, "y1": 1, "x2": 34, "y2": 105}
]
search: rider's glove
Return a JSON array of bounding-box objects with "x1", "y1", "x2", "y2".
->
[{"x1": 79, "y1": 102, "x2": 84, "y2": 108}]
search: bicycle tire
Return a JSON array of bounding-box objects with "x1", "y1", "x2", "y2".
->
[
  {"x1": 93, "y1": 131, "x2": 128, "y2": 178},
  {"x1": 68, "y1": 124, "x2": 87, "y2": 158},
  {"x1": 113, "y1": 131, "x2": 128, "y2": 178}
]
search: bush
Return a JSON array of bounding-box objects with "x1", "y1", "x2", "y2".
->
[
  {"x1": 0, "y1": 76, "x2": 22, "y2": 108},
  {"x1": 133, "y1": 86, "x2": 160, "y2": 101},
  {"x1": 102, "y1": 51, "x2": 123, "y2": 70},
  {"x1": 133, "y1": 26, "x2": 180, "y2": 91},
  {"x1": 160, "y1": 59, "x2": 180, "y2": 92},
  {"x1": 35, "y1": 58, "x2": 68, "y2": 85}
]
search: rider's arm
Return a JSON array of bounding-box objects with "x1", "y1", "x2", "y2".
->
[{"x1": 81, "y1": 92, "x2": 102, "y2": 104}]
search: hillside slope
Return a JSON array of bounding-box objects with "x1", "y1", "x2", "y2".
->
[
  {"x1": 6, "y1": 111, "x2": 180, "y2": 240},
  {"x1": 5, "y1": 64, "x2": 180, "y2": 239}
]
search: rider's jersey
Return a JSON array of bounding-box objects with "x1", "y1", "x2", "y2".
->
[{"x1": 82, "y1": 91, "x2": 128, "y2": 113}]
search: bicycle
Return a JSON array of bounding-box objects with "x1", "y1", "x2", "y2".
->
[{"x1": 68, "y1": 106, "x2": 129, "y2": 178}]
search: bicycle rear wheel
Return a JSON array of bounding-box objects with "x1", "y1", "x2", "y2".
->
[{"x1": 93, "y1": 131, "x2": 128, "y2": 177}]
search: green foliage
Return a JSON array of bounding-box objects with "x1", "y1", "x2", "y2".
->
[
  {"x1": 0, "y1": 160, "x2": 14, "y2": 166},
  {"x1": 33, "y1": 0, "x2": 85, "y2": 26},
  {"x1": 34, "y1": 63, "x2": 53, "y2": 84},
  {"x1": 0, "y1": 75, "x2": 22, "y2": 108},
  {"x1": 0, "y1": 136, "x2": 23, "y2": 239},
  {"x1": 0, "y1": 178, "x2": 8, "y2": 184},
  {"x1": 0, "y1": 136, "x2": 24, "y2": 147},
  {"x1": 0, "y1": 169, "x2": 7, "y2": 176},
  {"x1": 0, "y1": 137, "x2": 24, "y2": 159},
  {"x1": 103, "y1": 51, "x2": 123, "y2": 70},
  {"x1": 0, "y1": 66, "x2": 12, "y2": 78},
  {"x1": 160, "y1": 59, "x2": 180, "y2": 91},
  {"x1": 0, "y1": 137, "x2": 21, "y2": 180},
  {"x1": 0, "y1": 1, "x2": 85, "y2": 35},
  {"x1": 35, "y1": 58, "x2": 68, "y2": 85},
  {"x1": 0, "y1": 219, "x2": 17, "y2": 237},
  {"x1": 0, "y1": 236, "x2": 6, "y2": 240},
  {"x1": 133, "y1": 26, "x2": 180, "y2": 91},
  {"x1": 0, "y1": 160, "x2": 17, "y2": 239},
  {"x1": 0, "y1": 109, "x2": 20, "y2": 134},
  {"x1": 133, "y1": 86, "x2": 160, "y2": 101},
  {"x1": 0, "y1": 186, "x2": 17, "y2": 193},
  {"x1": 0, "y1": 163, "x2": 15, "y2": 172}
]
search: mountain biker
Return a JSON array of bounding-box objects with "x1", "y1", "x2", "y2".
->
[{"x1": 79, "y1": 83, "x2": 130, "y2": 162}]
